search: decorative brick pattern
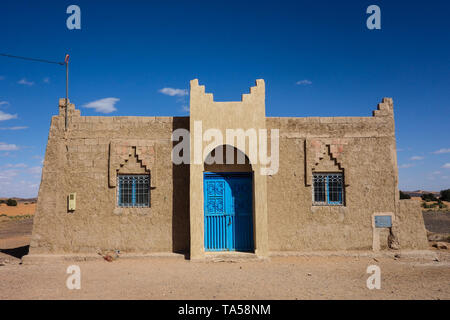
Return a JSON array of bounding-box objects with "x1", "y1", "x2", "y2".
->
[
  {"x1": 305, "y1": 139, "x2": 350, "y2": 186},
  {"x1": 109, "y1": 140, "x2": 156, "y2": 187}
]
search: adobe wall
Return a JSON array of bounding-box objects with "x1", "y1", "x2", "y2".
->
[
  {"x1": 30, "y1": 100, "x2": 190, "y2": 254},
  {"x1": 394, "y1": 200, "x2": 429, "y2": 249},
  {"x1": 30, "y1": 84, "x2": 428, "y2": 256}
]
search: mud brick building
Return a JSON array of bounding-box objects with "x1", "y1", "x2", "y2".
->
[{"x1": 29, "y1": 79, "x2": 428, "y2": 259}]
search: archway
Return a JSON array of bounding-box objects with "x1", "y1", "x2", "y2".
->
[{"x1": 203, "y1": 145, "x2": 254, "y2": 252}]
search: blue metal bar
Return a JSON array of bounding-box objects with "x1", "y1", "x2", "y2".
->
[
  {"x1": 132, "y1": 177, "x2": 136, "y2": 206},
  {"x1": 118, "y1": 177, "x2": 121, "y2": 206}
]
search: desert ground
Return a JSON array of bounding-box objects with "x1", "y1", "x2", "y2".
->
[
  {"x1": 0, "y1": 203, "x2": 449, "y2": 300},
  {"x1": 1, "y1": 252, "x2": 449, "y2": 300},
  {"x1": 0, "y1": 202, "x2": 36, "y2": 216}
]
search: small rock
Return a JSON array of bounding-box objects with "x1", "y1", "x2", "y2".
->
[
  {"x1": 307, "y1": 273, "x2": 312, "y2": 276},
  {"x1": 433, "y1": 242, "x2": 448, "y2": 250},
  {"x1": 434, "y1": 257, "x2": 440, "y2": 262},
  {"x1": 388, "y1": 232, "x2": 400, "y2": 250}
]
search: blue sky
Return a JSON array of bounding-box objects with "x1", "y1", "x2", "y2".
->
[{"x1": 0, "y1": 0, "x2": 449, "y2": 197}]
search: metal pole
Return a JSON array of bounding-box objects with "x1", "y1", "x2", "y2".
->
[{"x1": 65, "y1": 56, "x2": 68, "y2": 130}]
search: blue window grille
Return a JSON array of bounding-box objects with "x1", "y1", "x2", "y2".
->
[
  {"x1": 117, "y1": 175, "x2": 150, "y2": 207},
  {"x1": 313, "y1": 173, "x2": 344, "y2": 205}
]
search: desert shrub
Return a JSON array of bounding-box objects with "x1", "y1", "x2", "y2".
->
[
  {"x1": 10, "y1": 214, "x2": 33, "y2": 220},
  {"x1": 440, "y1": 189, "x2": 450, "y2": 202},
  {"x1": 422, "y1": 202, "x2": 435, "y2": 209},
  {"x1": 399, "y1": 191, "x2": 411, "y2": 199},
  {"x1": 6, "y1": 199, "x2": 17, "y2": 206},
  {"x1": 422, "y1": 193, "x2": 437, "y2": 202}
]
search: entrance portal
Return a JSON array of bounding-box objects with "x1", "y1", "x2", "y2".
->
[{"x1": 203, "y1": 172, "x2": 254, "y2": 251}]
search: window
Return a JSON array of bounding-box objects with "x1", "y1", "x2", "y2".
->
[
  {"x1": 117, "y1": 174, "x2": 150, "y2": 207},
  {"x1": 313, "y1": 173, "x2": 344, "y2": 205}
]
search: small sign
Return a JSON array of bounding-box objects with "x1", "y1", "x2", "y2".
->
[{"x1": 375, "y1": 215, "x2": 392, "y2": 228}]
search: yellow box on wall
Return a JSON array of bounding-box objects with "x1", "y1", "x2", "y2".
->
[{"x1": 68, "y1": 193, "x2": 76, "y2": 211}]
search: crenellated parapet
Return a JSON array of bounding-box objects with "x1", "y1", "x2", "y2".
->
[
  {"x1": 241, "y1": 79, "x2": 265, "y2": 103},
  {"x1": 372, "y1": 97, "x2": 394, "y2": 117},
  {"x1": 189, "y1": 78, "x2": 265, "y2": 109},
  {"x1": 58, "y1": 98, "x2": 80, "y2": 117}
]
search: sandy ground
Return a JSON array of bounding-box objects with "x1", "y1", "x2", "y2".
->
[
  {"x1": 0, "y1": 213, "x2": 449, "y2": 300},
  {"x1": 423, "y1": 211, "x2": 450, "y2": 234},
  {"x1": 0, "y1": 203, "x2": 36, "y2": 216},
  {"x1": 0, "y1": 253, "x2": 449, "y2": 300},
  {"x1": 0, "y1": 217, "x2": 33, "y2": 251}
]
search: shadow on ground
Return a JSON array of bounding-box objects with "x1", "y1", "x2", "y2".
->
[{"x1": 0, "y1": 245, "x2": 29, "y2": 259}]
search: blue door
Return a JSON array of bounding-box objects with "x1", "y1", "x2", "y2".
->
[{"x1": 204, "y1": 172, "x2": 254, "y2": 251}]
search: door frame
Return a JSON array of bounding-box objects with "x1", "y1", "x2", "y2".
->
[{"x1": 203, "y1": 171, "x2": 254, "y2": 252}]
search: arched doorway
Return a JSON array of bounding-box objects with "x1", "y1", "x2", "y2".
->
[{"x1": 203, "y1": 145, "x2": 254, "y2": 252}]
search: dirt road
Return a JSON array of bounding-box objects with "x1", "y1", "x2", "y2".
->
[
  {"x1": 0, "y1": 217, "x2": 32, "y2": 255},
  {"x1": 423, "y1": 211, "x2": 450, "y2": 234},
  {"x1": 0, "y1": 214, "x2": 449, "y2": 300},
  {"x1": 0, "y1": 253, "x2": 449, "y2": 300}
]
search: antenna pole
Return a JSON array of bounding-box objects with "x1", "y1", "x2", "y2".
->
[{"x1": 65, "y1": 54, "x2": 69, "y2": 130}]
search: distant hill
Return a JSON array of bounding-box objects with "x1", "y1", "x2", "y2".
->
[
  {"x1": 0, "y1": 197, "x2": 37, "y2": 203},
  {"x1": 402, "y1": 190, "x2": 440, "y2": 198}
]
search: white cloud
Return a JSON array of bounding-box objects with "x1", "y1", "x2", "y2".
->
[
  {"x1": 410, "y1": 156, "x2": 424, "y2": 161},
  {"x1": 296, "y1": 80, "x2": 312, "y2": 85},
  {"x1": 399, "y1": 163, "x2": 414, "y2": 169},
  {"x1": 17, "y1": 78, "x2": 34, "y2": 86},
  {"x1": 159, "y1": 88, "x2": 188, "y2": 97},
  {"x1": 28, "y1": 166, "x2": 42, "y2": 175},
  {"x1": 43, "y1": 77, "x2": 50, "y2": 83},
  {"x1": 3, "y1": 163, "x2": 27, "y2": 168},
  {"x1": 0, "y1": 126, "x2": 28, "y2": 130},
  {"x1": 0, "y1": 142, "x2": 19, "y2": 151},
  {"x1": 83, "y1": 97, "x2": 119, "y2": 113},
  {"x1": 432, "y1": 148, "x2": 450, "y2": 154},
  {"x1": 0, "y1": 172, "x2": 40, "y2": 197},
  {"x1": 0, "y1": 162, "x2": 42, "y2": 197},
  {"x1": 442, "y1": 163, "x2": 450, "y2": 169},
  {"x1": 0, "y1": 169, "x2": 18, "y2": 179},
  {"x1": 0, "y1": 101, "x2": 10, "y2": 106},
  {"x1": 181, "y1": 105, "x2": 189, "y2": 112},
  {"x1": 32, "y1": 155, "x2": 44, "y2": 164},
  {"x1": 0, "y1": 110, "x2": 17, "y2": 121}
]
